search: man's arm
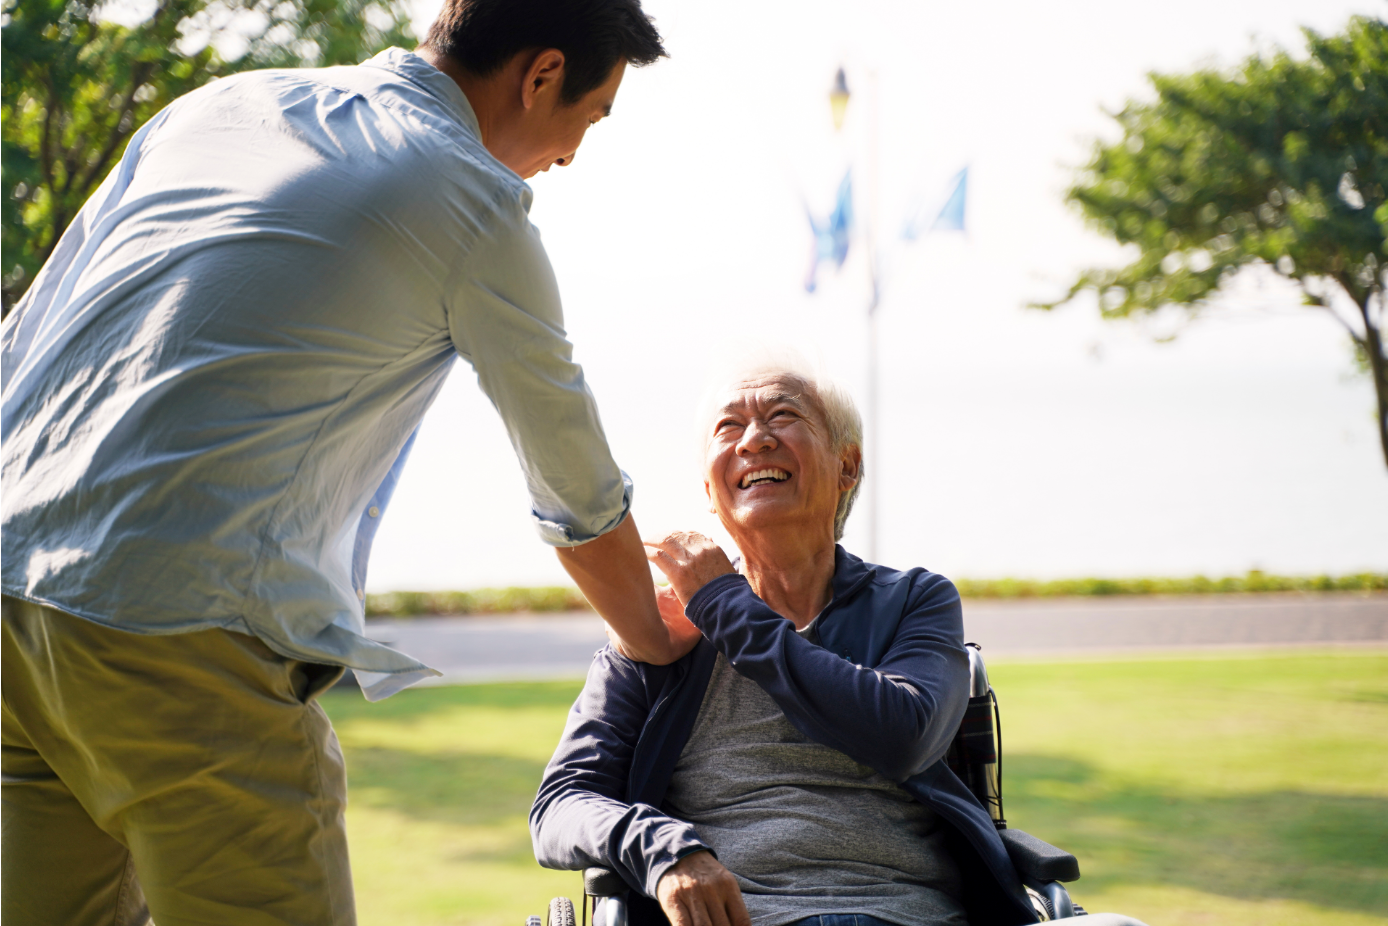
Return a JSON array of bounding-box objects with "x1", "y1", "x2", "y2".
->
[
  {"x1": 444, "y1": 193, "x2": 695, "y2": 663},
  {"x1": 556, "y1": 516, "x2": 700, "y2": 665},
  {"x1": 529, "y1": 648, "x2": 709, "y2": 896},
  {"x1": 531, "y1": 649, "x2": 749, "y2": 926}
]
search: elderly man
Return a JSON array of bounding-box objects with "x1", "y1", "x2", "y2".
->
[
  {"x1": 530, "y1": 359, "x2": 1039, "y2": 926},
  {"x1": 1, "y1": 1, "x2": 690, "y2": 923}
]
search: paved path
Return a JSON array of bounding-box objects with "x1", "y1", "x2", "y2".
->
[{"x1": 364, "y1": 593, "x2": 1387, "y2": 686}]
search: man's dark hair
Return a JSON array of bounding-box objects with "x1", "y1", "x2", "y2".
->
[{"x1": 421, "y1": 0, "x2": 667, "y2": 105}]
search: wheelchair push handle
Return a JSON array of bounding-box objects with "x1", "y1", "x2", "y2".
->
[
  {"x1": 947, "y1": 643, "x2": 1005, "y2": 827},
  {"x1": 967, "y1": 641, "x2": 991, "y2": 698}
]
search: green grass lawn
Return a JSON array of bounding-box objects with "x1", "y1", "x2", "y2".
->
[{"x1": 320, "y1": 651, "x2": 1388, "y2": 926}]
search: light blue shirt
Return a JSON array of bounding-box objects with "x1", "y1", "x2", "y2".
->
[{"x1": 1, "y1": 49, "x2": 631, "y2": 700}]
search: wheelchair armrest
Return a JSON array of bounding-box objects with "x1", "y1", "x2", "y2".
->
[
  {"x1": 999, "y1": 828, "x2": 1081, "y2": 883},
  {"x1": 584, "y1": 868, "x2": 628, "y2": 897}
]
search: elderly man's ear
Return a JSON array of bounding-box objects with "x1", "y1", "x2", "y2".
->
[{"x1": 839, "y1": 446, "x2": 863, "y2": 492}]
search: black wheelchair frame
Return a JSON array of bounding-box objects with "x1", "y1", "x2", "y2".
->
[{"x1": 531, "y1": 644, "x2": 1149, "y2": 926}]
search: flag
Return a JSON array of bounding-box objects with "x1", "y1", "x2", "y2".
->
[
  {"x1": 902, "y1": 167, "x2": 967, "y2": 241},
  {"x1": 805, "y1": 170, "x2": 853, "y2": 293}
]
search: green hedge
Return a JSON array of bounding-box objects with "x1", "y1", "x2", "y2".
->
[
  {"x1": 365, "y1": 571, "x2": 1385, "y2": 617},
  {"x1": 365, "y1": 586, "x2": 589, "y2": 618},
  {"x1": 951, "y1": 570, "x2": 1387, "y2": 599}
]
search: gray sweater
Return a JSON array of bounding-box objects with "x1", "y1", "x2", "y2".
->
[{"x1": 664, "y1": 638, "x2": 968, "y2": 926}]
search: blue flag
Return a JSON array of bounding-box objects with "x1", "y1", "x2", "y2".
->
[
  {"x1": 805, "y1": 171, "x2": 853, "y2": 293},
  {"x1": 902, "y1": 167, "x2": 967, "y2": 240}
]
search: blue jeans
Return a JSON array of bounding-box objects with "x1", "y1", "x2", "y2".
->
[{"x1": 789, "y1": 916, "x2": 901, "y2": 926}]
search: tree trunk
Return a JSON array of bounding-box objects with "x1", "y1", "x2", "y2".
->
[{"x1": 1359, "y1": 297, "x2": 1388, "y2": 470}]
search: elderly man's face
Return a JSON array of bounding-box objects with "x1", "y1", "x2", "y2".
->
[{"x1": 703, "y1": 374, "x2": 858, "y2": 540}]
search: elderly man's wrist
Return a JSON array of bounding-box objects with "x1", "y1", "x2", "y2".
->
[
  {"x1": 684, "y1": 573, "x2": 749, "y2": 626},
  {"x1": 649, "y1": 844, "x2": 715, "y2": 895}
]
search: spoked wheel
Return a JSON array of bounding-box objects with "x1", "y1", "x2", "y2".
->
[{"x1": 546, "y1": 896, "x2": 577, "y2": 926}]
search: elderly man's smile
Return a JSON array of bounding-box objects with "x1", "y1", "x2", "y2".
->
[{"x1": 739, "y1": 468, "x2": 791, "y2": 489}]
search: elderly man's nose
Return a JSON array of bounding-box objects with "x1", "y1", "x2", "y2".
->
[{"x1": 737, "y1": 420, "x2": 777, "y2": 453}]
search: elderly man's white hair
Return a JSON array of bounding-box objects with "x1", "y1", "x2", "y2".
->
[{"x1": 698, "y1": 347, "x2": 864, "y2": 541}]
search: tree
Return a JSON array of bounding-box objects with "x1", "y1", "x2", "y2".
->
[
  {"x1": 2, "y1": 0, "x2": 417, "y2": 316},
  {"x1": 1037, "y1": 16, "x2": 1388, "y2": 468}
]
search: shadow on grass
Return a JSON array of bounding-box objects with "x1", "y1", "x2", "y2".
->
[
  {"x1": 342, "y1": 746, "x2": 547, "y2": 828},
  {"x1": 1006, "y1": 754, "x2": 1388, "y2": 916},
  {"x1": 322, "y1": 684, "x2": 573, "y2": 840}
]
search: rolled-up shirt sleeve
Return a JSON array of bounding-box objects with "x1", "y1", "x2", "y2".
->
[{"x1": 445, "y1": 190, "x2": 630, "y2": 546}]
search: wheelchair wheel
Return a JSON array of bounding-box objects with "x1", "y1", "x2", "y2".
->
[{"x1": 546, "y1": 896, "x2": 576, "y2": 926}]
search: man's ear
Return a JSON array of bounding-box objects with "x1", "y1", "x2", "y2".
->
[
  {"x1": 520, "y1": 48, "x2": 566, "y2": 111},
  {"x1": 704, "y1": 479, "x2": 716, "y2": 514},
  {"x1": 838, "y1": 445, "x2": 862, "y2": 492}
]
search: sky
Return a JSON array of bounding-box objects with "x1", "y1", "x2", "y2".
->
[{"x1": 367, "y1": 0, "x2": 1388, "y2": 591}]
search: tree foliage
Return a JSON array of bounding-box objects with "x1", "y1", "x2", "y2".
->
[
  {"x1": 1, "y1": 0, "x2": 417, "y2": 314},
  {"x1": 1039, "y1": 15, "x2": 1388, "y2": 467}
]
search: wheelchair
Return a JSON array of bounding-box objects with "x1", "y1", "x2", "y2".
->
[{"x1": 530, "y1": 644, "x2": 1150, "y2": 926}]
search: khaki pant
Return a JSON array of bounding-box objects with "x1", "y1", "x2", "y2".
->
[{"x1": 1, "y1": 597, "x2": 356, "y2": 926}]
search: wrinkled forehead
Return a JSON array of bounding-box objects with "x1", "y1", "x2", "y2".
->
[{"x1": 710, "y1": 373, "x2": 822, "y2": 423}]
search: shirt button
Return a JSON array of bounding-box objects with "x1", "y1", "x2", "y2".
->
[
  {"x1": 368, "y1": 506, "x2": 380, "y2": 518},
  {"x1": 357, "y1": 589, "x2": 365, "y2": 601}
]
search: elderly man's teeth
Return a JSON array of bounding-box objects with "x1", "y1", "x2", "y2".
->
[{"x1": 739, "y1": 468, "x2": 790, "y2": 488}]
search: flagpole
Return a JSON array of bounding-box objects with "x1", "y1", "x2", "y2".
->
[
  {"x1": 821, "y1": 69, "x2": 967, "y2": 567},
  {"x1": 865, "y1": 69, "x2": 880, "y2": 565},
  {"x1": 824, "y1": 64, "x2": 882, "y2": 563},
  {"x1": 866, "y1": 301, "x2": 879, "y2": 563}
]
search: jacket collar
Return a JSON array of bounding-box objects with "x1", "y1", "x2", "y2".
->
[
  {"x1": 730, "y1": 544, "x2": 875, "y2": 624},
  {"x1": 828, "y1": 544, "x2": 877, "y2": 605},
  {"x1": 817, "y1": 547, "x2": 912, "y2": 668}
]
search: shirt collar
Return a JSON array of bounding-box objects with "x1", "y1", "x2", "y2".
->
[{"x1": 361, "y1": 47, "x2": 482, "y2": 140}]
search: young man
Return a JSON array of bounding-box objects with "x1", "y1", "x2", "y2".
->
[{"x1": 1, "y1": 2, "x2": 692, "y2": 923}]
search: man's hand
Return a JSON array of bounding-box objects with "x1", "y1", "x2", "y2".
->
[
  {"x1": 656, "y1": 851, "x2": 750, "y2": 926},
  {"x1": 644, "y1": 532, "x2": 736, "y2": 606}
]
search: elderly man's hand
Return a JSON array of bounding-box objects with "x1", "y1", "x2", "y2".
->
[
  {"x1": 657, "y1": 850, "x2": 750, "y2": 926},
  {"x1": 644, "y1": 531, "x2": 736, "y2": 606}
]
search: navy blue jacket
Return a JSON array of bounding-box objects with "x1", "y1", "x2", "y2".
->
[{"x1": 530, "y1": 547, "x2": 1038, "y2": 926}]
